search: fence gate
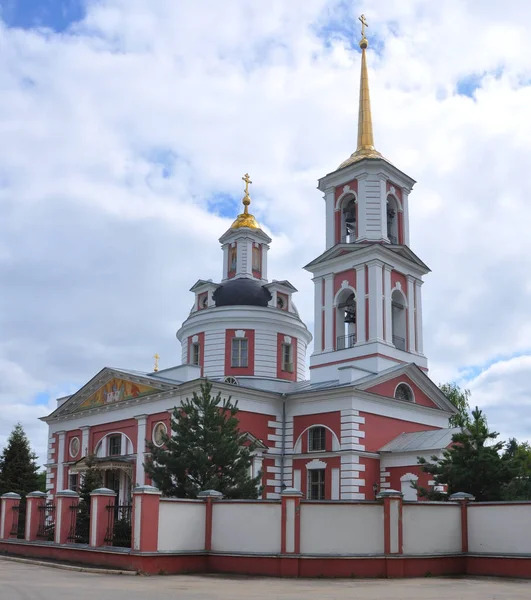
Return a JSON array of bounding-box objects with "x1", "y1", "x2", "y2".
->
[
  {"x1": 67, "y1": 500, "x2": 90, "y2": 544},
  {"x1": 104, "y1": 503, "x2": 132, "y2": 548},
  {"x1": 36, "y1": 501, "x2": 56, "y2": 541}
]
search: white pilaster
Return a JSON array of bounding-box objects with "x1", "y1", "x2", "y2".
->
[
  {"x1": 357, "y1": 175, "x2": 367, "y2": 240},
  {"x1": 325, "y1": 188, "x2": 335, "y2": 249},
  {"x1": 367, "y1": 261, "x2": 384, "y2": 342},
  {"x1": 80, "y1": 426, "x2": 90, "y2": 457},
  {"x1": 261, "y1": 244, "x2": 268, "y2": 280},
  {"x1": 407, "y1": 276, "x2": 416, "y2": 353},
  {"x1": 245, "y1": 238, "x2": 253, "y2": 276},
  {"x1": 56, "y1": 431, "x2": 65, "y2": 493},
  {"x1": 380, "y1": 176, "x2": 388, "y2": 241},
  {"x1": 313, "y1": 277, "x2": 323, "y2": 353},
  {"x1": 415, "y1": 280, "x2": 424, "y2": 354},
  {"x1": 222, "y1": 244, "x2": 229, "y2": 280},
  {"x1": 402, "y1": 188, "x2": 410, "y2": 246},
  {"x1": 323, "y1": 274, "x2": 334, "y2": 351},
  {"x1": 384, "y1": 265, "x2": 392, "y2": 343},
  {"x1": 355, "y1": 265, "x2": 366, "y2": 343},
  {"x1": 135, "y1": 415, "x2": 148, "y2": 487}
]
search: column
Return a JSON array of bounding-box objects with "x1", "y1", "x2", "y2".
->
[
  {"x1": 80, "y1": 426, "x2": 90, "y2": 457},
  {"x1": 449, "y1": 492, "x2": 475, "y2": 553},
  {"x1": 402, "y1": 188, "x2": 410, "y2": 246},
  {"x1": 415, "y1": 280, "x2": 424, "y2": 354},
  {"x1": 25, "y1": 491, "x2": 47, "y2": 541},
  {"x1": 132, "y1": 485, "x2": 161, "y2": 552},
  {"x1": 380, "y1": 175, "x2": 388, "y2": 241},
  {"x1": 135, "y1": 414, "x2": 148, "y2": 488},
  {"x1": 367, "y1": 261, "x2": 384, "y2": 342},
  {"x1": 56, "y1": 431, "x2": 66, "y2": 493},
  {"x1": 89, "y1": 487, "x2": 116, "y2": 547},
  {"x1": 384, "y1": 265, "x2": 392, "y2": 343},
  {"x1": 0, "y1": 493, "x2": 21, "y2": 539},
  {"x1": 324, "y1": 187, "x2": 335, "y2": 249},
  {"x1": 55, "y1": 489, "x2": 79, "y2": 544},
  {"x1": 357, "y1": 175, "x2": 367, "y2": 240},
  {"x1": 323, "y1": 274, "x2": 334, "y2": 351},
  {"x1": 313, "y1": 277, "x2": 323, "y2": 353},
  {"x1": 222, "y1": 244, "x2": 229, "y2": 280},
  {"x1": 198, "y1": 489, "x2": 223, "y2": 551},
  {"x1": 407, "y1": 276, "x2": 416, "y2": 353},
  {"x1": 355, "y1": 266, "x2": 366, "y2": 343},
  {"x1": 244, "y1": 238, "x2": 253, "y2": 276},
  {"x1": 377, "y1": 489, "x2": 403, "y2": 554},
  {"x1": 261, "y1": 244, "x2": 268, "y2": 280}
]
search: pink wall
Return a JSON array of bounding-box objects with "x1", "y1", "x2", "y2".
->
[
  {"x1": 333, "y1": 270, "x2": 356, "y2": 295},
  {"x1": 366, "y1": 376, "x2": 439, "y2": 409},
  {"x1": 361, "y1": 412, "x2": 438, "y2": 453},
  {"x1": 293, "y1": 412, "x2": 341, "y2": 452},
  {"x1": 225, "y1": 329, "x2": 255, "y2": 376},
  {"x1": 91, "y1": 419, "x2": 138, "y2": 455},
  {"x1": 360, "y1": 457, "x2": 381, "y2": 499},
  {"x1": 385, "y1": 465, "x2": 433, "y2": 497}
]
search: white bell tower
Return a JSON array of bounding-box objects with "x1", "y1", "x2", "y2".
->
[{"x1": 305, "y1": 16, "x2": 430, "y2": 384}]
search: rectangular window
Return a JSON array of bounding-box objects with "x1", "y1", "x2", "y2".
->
[
  {"x1": 308, "y1": 427, "x2": 326, "y2": 452},
  {"x1": 281, "y1": 343, "x2": 293, "y2": 372},
  {"x1": 308, "y1": 469, "x2": 325, "y2": 500},
  {"x1": 192, "y1": 343, "x2": 200, "y2": 366},
  {"x1": 68, "y1": 473, "x2": 79, "y2": 493},
  {"x1": 252, "y1": 245, "x2": 261, "y2": 274},
  {"x1": 231, "y1": 338, "x2": 248, "y2": 368},
  {"x1": 108, "y1": 434, "x2": 122, "y2": 456},
  {"x1": 229, "y1": 246, "x2": 237, "y2": 272}
]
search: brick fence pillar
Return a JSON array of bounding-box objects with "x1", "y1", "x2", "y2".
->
[
  {"x1": 25, "y1": 491, "x2": 48, "y2": 541},
  {"x1": 90, "y1": 487, "x2": 116, "y2": 547},
  {"x1": 377, "y1": 489, "x2": 404, "y2": 554},
  {"x1": 0, "y1": 493, "x2": 21, "y2": 539},
  {"x1": 132, "y1": 485, "x2": 161, "y2": 552},
  {"x1": 55, "y1": 490, "x2": 79, "y2": 544},
  {"x1": 449, "y1": 492, "x2": 475, "y2": 553},
  {"x1": 198, "y1": 489, "x2": 223, "y2": 551}
]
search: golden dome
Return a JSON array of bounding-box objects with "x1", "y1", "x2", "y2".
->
[{"x1": 231, "y1": 173, "x2": 261, "y2": 230}]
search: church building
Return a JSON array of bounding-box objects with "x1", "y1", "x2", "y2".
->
[{"x1": 42, "y1": 20, "x2": 457, "y2": 504}]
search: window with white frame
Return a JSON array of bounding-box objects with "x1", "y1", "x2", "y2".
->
[
  {"x1": 231, "y1": 337, "x2": 248, "y2": 368},
  {"x1": 307, "y1": 469, "x2": 325, "y2": 500},
  {"x1": 395, "y1": 383, "x2": 414, "y2": 402},
  {"x1": 281, "y1": 342, "x2": 293, "y2": 372},
  {"x1": 68, "y1": 473, "x2": 79, "y2": 493},
  {"x1": 308, "y1": 426, "x2": 326, "y2": 452},
  {"x1": 108, "y1": 434, "x2": 122, "y2": 456},
  {"x1": 191, "y1": 342, "x2": 200, "y2": 366}
]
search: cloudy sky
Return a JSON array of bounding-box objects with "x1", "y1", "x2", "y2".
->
[{"x1": 2, "y1": 0, "x2": 531, "y2": 466}]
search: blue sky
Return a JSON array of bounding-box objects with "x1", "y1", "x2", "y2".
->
[{"x1": 0, "y1": 0, "x2": 85, "y2": 31}]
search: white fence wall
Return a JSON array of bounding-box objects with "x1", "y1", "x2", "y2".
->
[
  {"x1": 300, "y1": 503, "x2": 384, "y2": 555},
  {"x1": 402, "y1": 504, "x2": 461, "y2": 554},
  {"x1": 157, "y1": 500, "x2": 205, "y2": 552},
  {"x1": 211, "y1": 502, "x2": 281, "y2": 553},
  {"x1": 468, "y1": 504, "x2": 531, "y2": 554}
]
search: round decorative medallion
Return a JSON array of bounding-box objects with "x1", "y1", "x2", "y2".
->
[
  {"x1": 69, "y1": 436, "x2": 80, "y2": 458},
  {"x1": 153, "y1": 422, "x2": 168, "y2": 447}
]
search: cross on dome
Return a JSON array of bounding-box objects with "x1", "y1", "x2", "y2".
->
[{"x1": 231, "y1": 172, "x2": 261, "y2": 230}]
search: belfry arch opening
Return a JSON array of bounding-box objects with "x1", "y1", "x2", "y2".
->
[
  {"x1": 336, "y1": 289, "x2": 356, "y2": 350},
  {"x1": 391, "y1": 289, "x2": 406, "y2": 351},
  {"x1": 341, "y1": 196, "x2": 357, "y2": 243},
  {"x1": 387, "y1": 195, "x2": 399, "y2": 244}
]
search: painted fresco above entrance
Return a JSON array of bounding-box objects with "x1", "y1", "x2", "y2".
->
[{"x1": 76, "y1": 378, "x2": 159, "y2": 411}]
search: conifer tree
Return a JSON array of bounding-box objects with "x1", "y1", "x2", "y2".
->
[
  {"x1": 144, "y1": 381, "x2": 262, "y2": 498},
  {"x1": 417, "y1": 408, "x2": 513, "y2": 501},
  {"x1": 75, "y1": 455, "x2": 102, "y2": 543},
  {"x1": 0, "y1": 423, "x2": 40, "y2": 497}
]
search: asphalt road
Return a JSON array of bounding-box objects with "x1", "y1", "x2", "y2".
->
[{"x1": 1, "y1": 559, "x2": 531, "y2": 599}]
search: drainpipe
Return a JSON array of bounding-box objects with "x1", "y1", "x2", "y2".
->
[{"x1": 280, "y1": 393, "x2": 287, "y2": 493}]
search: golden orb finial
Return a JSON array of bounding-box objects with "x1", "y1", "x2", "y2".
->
[
  {"x1": 359, "y1": 14, "x2": 369, "y2": 49},
  {"x1": 153, "y1": 353, "x2": 160, "y2": 372},
  {"x1": 231, "y1": 172, "x2": 261, "y2": 229}
]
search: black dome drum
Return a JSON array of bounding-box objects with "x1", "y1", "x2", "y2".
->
[{"x1": 213, "y1": 278, "x2": 272, "y2": 308}]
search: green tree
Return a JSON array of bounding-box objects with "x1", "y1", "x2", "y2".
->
[
  {"x1": 501, "y1": 439, "x2": 531, "y2": 500},
  {"x1": 36, "y1": 470, "x2": 47, "y2": 493},
  {"x1": 75, "y1": 456, "x2": 102, "y2": 543},
  {"x1": 0, "y1": 423, "x2": 40, "y2": 497},
  {"x1": 439, "y1": 382, "x2": 471, "y2": 428},
  {"x1": 145, "y1": 381, "x2": 262, "y2": 499},
  {"x1": 417, "y1": 408, "x2": 513, "y2": 501}
]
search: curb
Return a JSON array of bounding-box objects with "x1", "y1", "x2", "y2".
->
[{"x1": 0, "y1": 554, "x2": 138, "y2": 575}]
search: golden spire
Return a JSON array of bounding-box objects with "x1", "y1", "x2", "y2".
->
[
  {"x1": 339, "y1": 14, "x2": 387, "y2": 169},
  {"x1": 153, "y1": 353, "x2": 160, "y2": 372},
  {"x1": 230, "y1": 173, "x2": 261, "y2": 229}
]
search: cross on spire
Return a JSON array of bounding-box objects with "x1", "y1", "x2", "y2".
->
[
  {"x1": 359, "y1": 14, "x2": 368, "y2": 39},
  {"x1": 242, "y1": 173, "x2": 252, "y2": 213},
  {"x1": 153, "y1": 353, "x2": 160, "y2": 372}
]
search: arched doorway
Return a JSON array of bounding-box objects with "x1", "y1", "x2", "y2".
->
[
  {"x1": 391, "y1": 289, "x2": 406, "y2": 350},
  {"x1": 336, "y1": 289, "x2": 356, "y2": 350}
]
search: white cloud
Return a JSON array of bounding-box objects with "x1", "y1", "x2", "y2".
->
[{"x1": 2, "y1": 0, "x2": 531, "y2": 464}]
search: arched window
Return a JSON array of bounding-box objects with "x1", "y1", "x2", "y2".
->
[
  {"x1": 387, "y1": 195, "x2": 399, "y2": 244},
  {"x1": 395, "y1": 383, "x2": 414, "y2": 402},
  {"x1": 342, "y1": 196, "x2": 357, "y2": 243},
  {"x1": 336, "y1": 289, "x2": 356, "y2": 350},
  {"x1": 391, "y1": 289, "x2": 406, "y2": 350}
]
